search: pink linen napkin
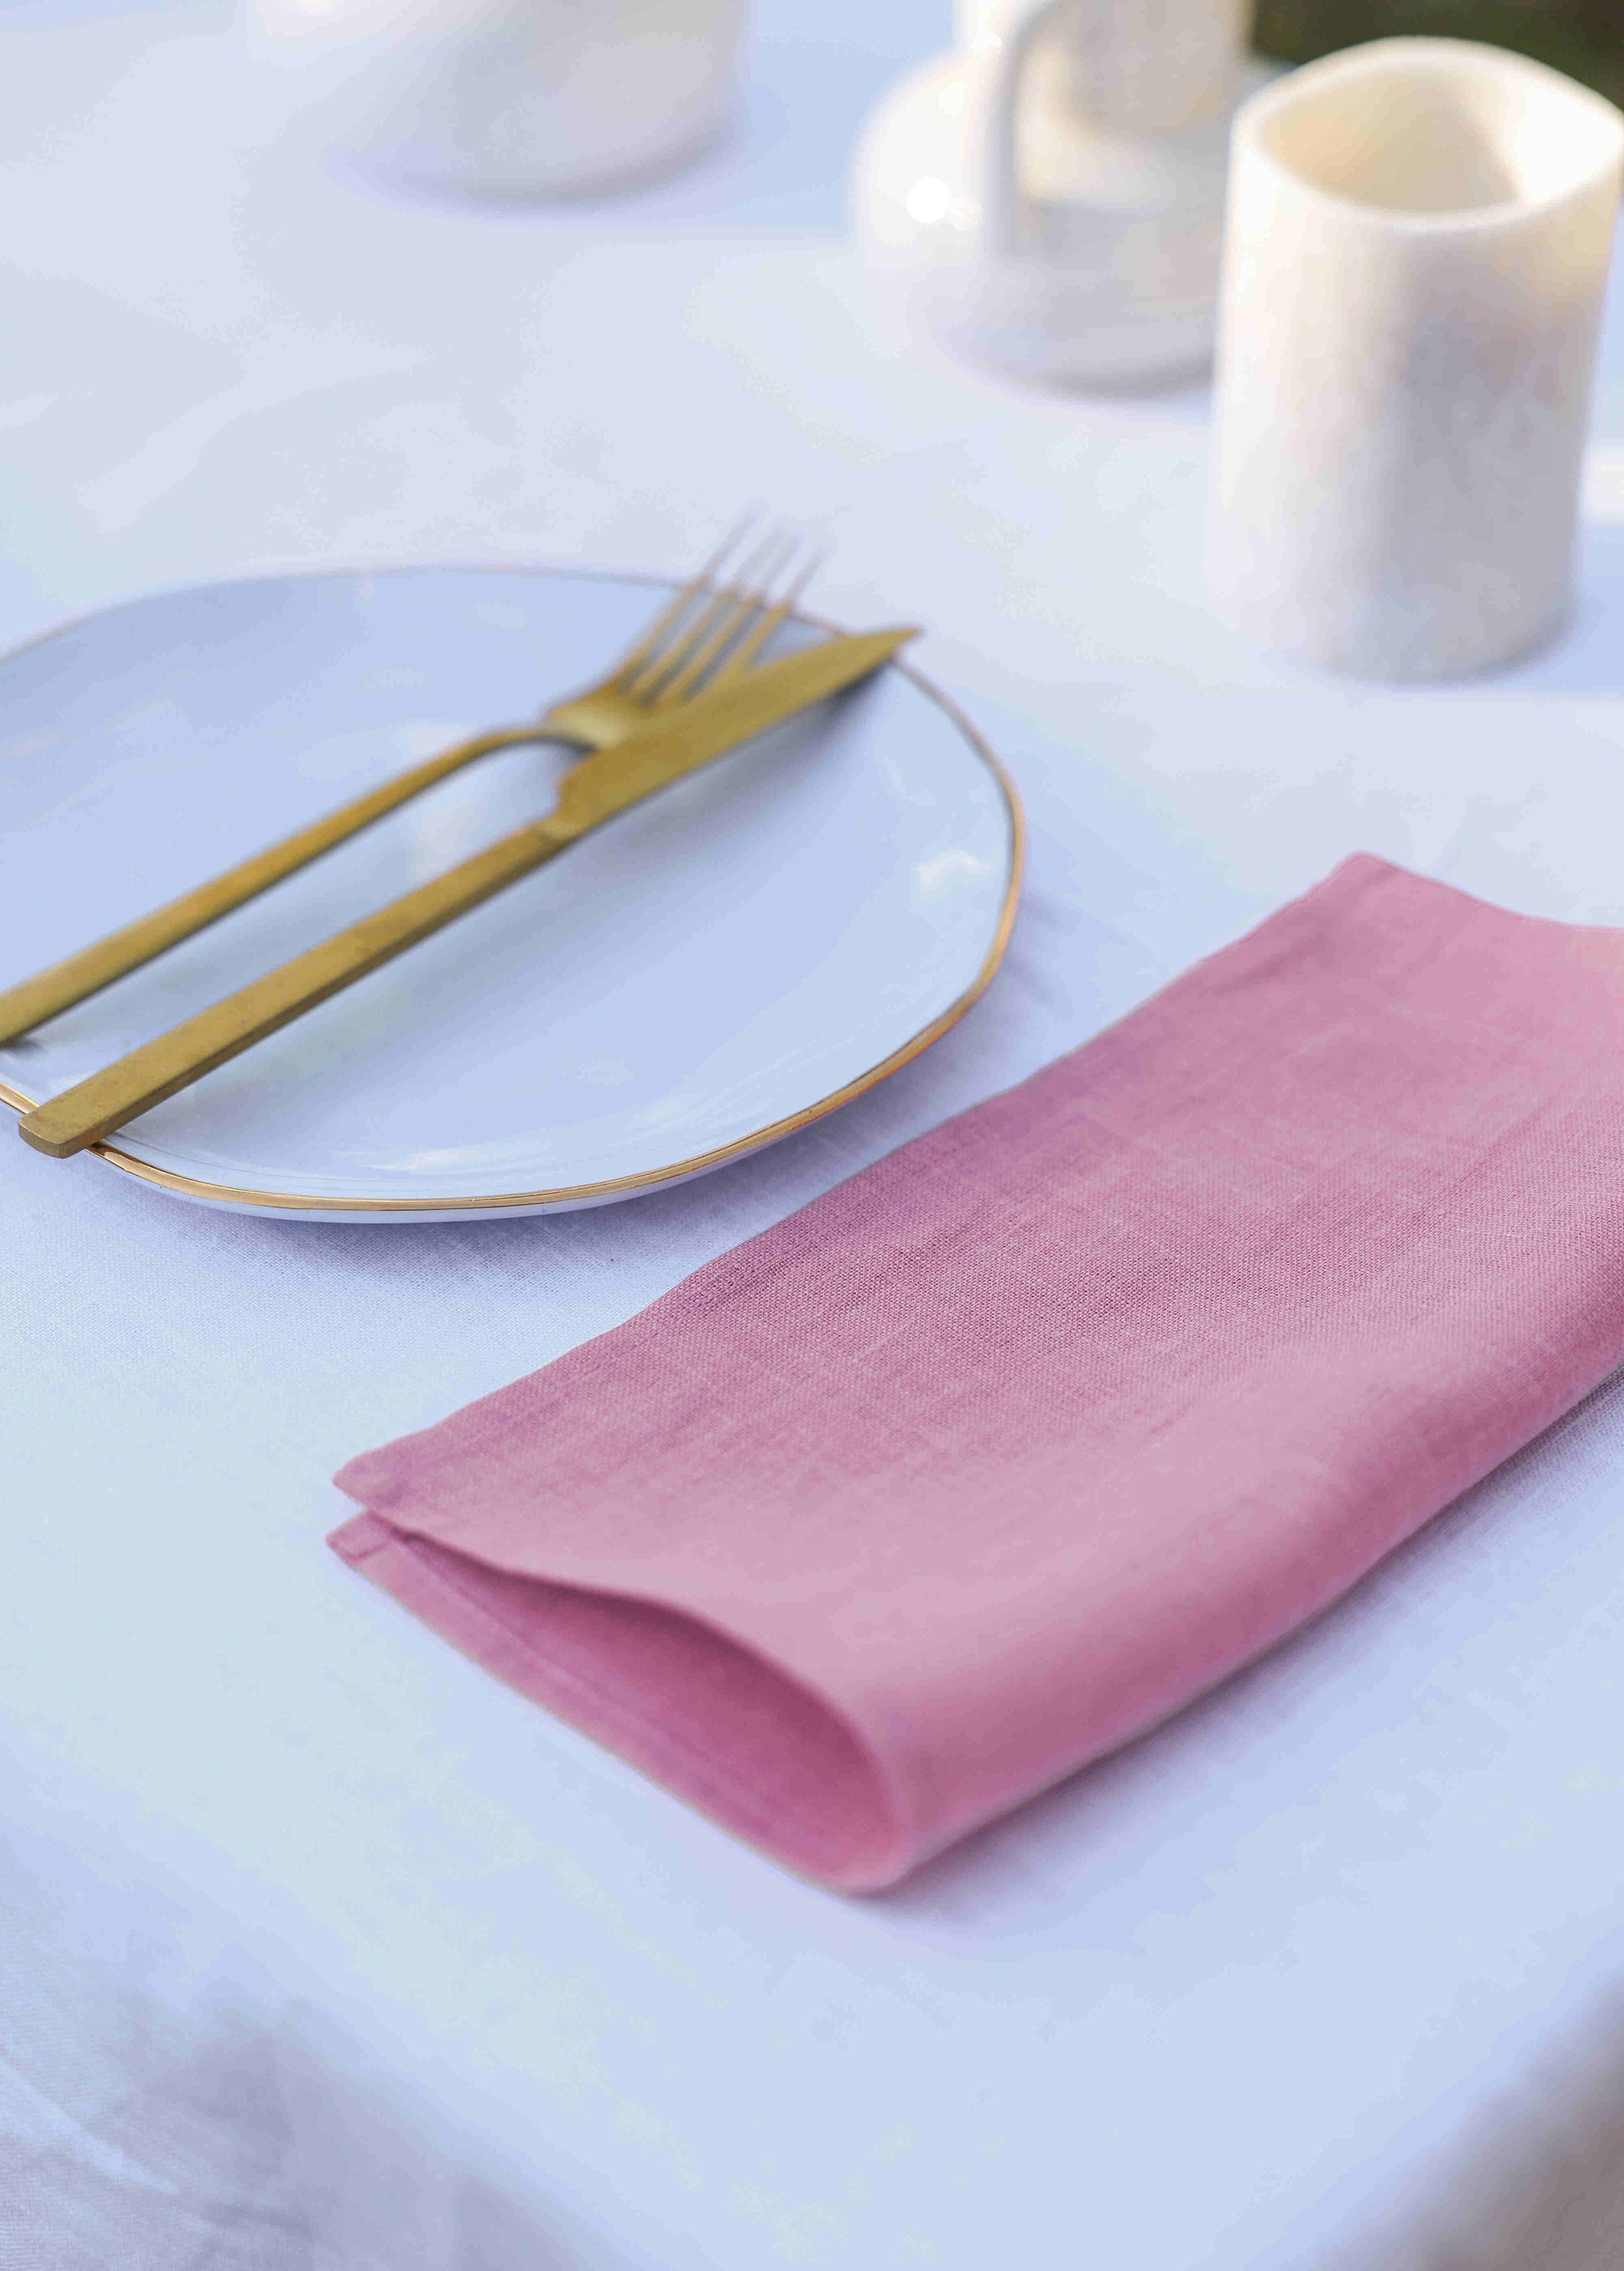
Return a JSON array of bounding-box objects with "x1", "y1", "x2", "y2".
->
[{"x1": 331, "y1": 854, "x2": 1624, "y2": 1890}]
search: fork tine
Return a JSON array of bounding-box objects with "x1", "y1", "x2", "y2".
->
[
  {"x1": 604, "y1": 518, "x2": 755, "y2": 694},
  {"x1": 706, "y1": 549, "x2": 821, "y2": 689},
  {"x1": 628, "y1": 530, "x2": 784, "y2": 701},
  {"x1": 627, "y1": 545, "x2": 764, "y2": 693},
  {"x1": 617, "y1": 539, "x2": 764, "y2": 701},
  {"x1": 637, "y1": 586, "x2": 755, "y2": 705},
  {"x1": 650, "y1": 533, "x2": 803, "y2": 705}
]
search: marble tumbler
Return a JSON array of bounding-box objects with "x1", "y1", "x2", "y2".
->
[{"x1": 1208, "y1": 39, "x2": 1624, "y2": 681}]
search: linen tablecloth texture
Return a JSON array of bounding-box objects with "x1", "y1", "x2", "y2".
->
[{"x1": 331, "y1": 854, "x2": 1624, "y2": 1890}]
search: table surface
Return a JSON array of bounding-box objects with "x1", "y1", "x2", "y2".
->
[{"x1": 5, "y1": 5, "x2": 1624, "y2": 2265}]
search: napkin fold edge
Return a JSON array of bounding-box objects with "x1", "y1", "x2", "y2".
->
[{"x1": 330, "y1": 1511, "x2": 918, "y2": 1889}]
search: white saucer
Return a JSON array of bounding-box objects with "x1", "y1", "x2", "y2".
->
[{"x1": 0, "y1": 568, "x2": 1022, "y2": 1221}]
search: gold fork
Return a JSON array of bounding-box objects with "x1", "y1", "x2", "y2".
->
[{"x1": 0, "y1": 529, "x2": 815, "y2": 1047}]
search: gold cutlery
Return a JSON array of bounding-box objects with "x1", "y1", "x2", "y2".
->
[
  {"x1": 18, "y1": 623, "x2": 915, "y2": 1159},
  {"x1": 0, "y1": 530, "x2": 811, "y2": 1049}
]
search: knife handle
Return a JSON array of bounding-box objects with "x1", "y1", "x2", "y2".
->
[
  {"x1": 18, "y1": 811, "x2": 577, "y2": 1158},
  {"x1": 0, "y1": 723, "x2": 553, "y2": 1047}
]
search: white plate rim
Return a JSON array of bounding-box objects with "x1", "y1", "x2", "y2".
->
[{"x1": 0, "y1": 562, "x2": 1026, "y2": 1215}]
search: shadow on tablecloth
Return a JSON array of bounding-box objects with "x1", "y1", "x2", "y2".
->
[{"x1": 0, "y1": 1834, "x2": 611, "y2": 2270}]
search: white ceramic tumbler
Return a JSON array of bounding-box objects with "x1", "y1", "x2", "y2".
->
[
  {"x1": 1208, "y1": 39, "x2": 1624, "y2": 681},
  {"x1": 251, "y1": 0, "x2": 748, "y2": 199}
]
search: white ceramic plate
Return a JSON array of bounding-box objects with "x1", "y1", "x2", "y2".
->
[{"x1": 0, "y1": 568, "x2": 1021, "y2": 1222}]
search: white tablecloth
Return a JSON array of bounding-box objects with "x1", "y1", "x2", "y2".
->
[{"x1": 6, "y1": 4, "x2": 1624, "y2": 2264}]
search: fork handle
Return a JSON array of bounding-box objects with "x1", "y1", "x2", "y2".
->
[
  {"x1": 18, "y1": 811, "x2": 581, "y2": 1157},
  {"x1": 0, "y1": 723, "x2": 554, "y2": 1047}
]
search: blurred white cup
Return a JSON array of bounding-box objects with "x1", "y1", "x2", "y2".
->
[
  {"x1": 1208, "y1": 38, "x2": 1624, "y2": 681},
  {"x1": 251, "y1": 0, "x2": 749, "y2": 197}
]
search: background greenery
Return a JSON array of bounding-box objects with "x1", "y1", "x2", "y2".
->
[{"x1": 1252, "y1": 0, "x2": 1624, "y2": 105}]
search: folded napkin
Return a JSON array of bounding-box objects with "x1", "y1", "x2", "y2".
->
[{"x1": 331, "y1": 855, "x2": 1624, "y2": 1890}]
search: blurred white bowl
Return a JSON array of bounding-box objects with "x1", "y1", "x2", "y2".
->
[{"x1": 249, "y1": 0, "x2": 749, "y2": 199}]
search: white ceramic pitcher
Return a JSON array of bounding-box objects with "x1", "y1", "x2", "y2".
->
[
  {"x1": 252, "y1": 0, "x2": 748, "y2": 199},
  {"x1": 853, "y1": 0, "x2": 1261, "y2": 387}
]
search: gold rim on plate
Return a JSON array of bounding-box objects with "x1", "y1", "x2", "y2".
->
[{"x1": 0, "y1": 565, "x2": 1026, "y2": 1216}]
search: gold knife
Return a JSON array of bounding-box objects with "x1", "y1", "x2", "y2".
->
[{"x1": 17, "y1": 626, "x2": 915, "y2": 1160}]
